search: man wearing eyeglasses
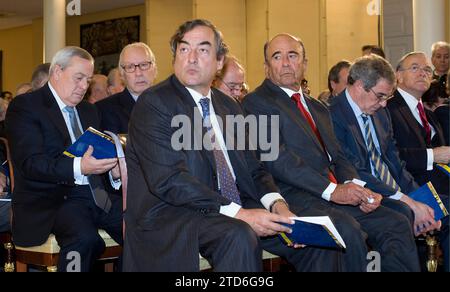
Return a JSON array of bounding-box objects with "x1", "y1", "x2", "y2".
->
[
  {"x1": 243, "y1": 34, "x2": 420, "y2": 271},
  {"x1": 386, "y1": 52, "x2": 450, "y2": 197},
  {"x1": 329, "y1": 55, "x2": 443, "y2": 242},
  {"x1": 213, "y1": 55, "x2": 246, "y2": 102},
  {"x1": 96, "y1": 42, "x2": 157, "y2": 134}
]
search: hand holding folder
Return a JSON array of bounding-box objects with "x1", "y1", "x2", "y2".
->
[
  {"x1": 63, "y1": 127, "x2": 117, "y2": 159},
  {"x1": 278, "y1": 216, "x2": 346, "y2": 249}
]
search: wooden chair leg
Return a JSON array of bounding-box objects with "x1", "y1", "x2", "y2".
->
[
  {"x1": 104, "y1": 262, "x2": 114, "y2": 272},
  {"x1": 16, "y1": 261, "x2": 27, "y2": 272},
  {"x1": 3, "y1": 242, "x2": 14, "y2": 272}
]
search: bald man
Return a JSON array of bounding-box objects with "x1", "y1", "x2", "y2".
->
[
  {"x1": 96, "y1": 42, "x2": 157, "y2": 134},
  {"x1": 243, "y1": 33, "x2": 420, "y2": 272}
]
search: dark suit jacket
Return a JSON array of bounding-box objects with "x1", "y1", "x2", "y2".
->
[
  {"x1": 123, "y1": 75, "x2": 279, "y2": 271},
  {"x1": 386, "y1": 90, "x2": 449, "y2": 194},
  {"x1": 329, "y1": 92, "x2": 419, "y2": 196},
  {"x1": 242, "y1": 79, "x2": 359, "y2": 199},
  {"x1": 435, "y1": 104, "x2": 449, "y2": 146},
  {"x1": 95, "y1": 88, "x2": 135, "y2": 134},
  {"x1": 5, "y1": 84, "x2": 105, "y2": 246}
]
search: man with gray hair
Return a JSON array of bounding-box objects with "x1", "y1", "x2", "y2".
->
[
  {"x1": 6, "y1": 46, "x2": 123, "y2": 272},
  {"x1": 387, "y1": 52, "x2": 449, "y2": 195},
  {"x1": 387, "y1": 51, "x2": 449, "y2": 271},
  {"x1": 431, "y1": 41, "x2": 449, "y2": 80},
  {"x1": 96, "y1": 42, "x2": 157, "y2": 134},
  {"x1": 244, "y1": 34, "x2": 421, "y2": 272},
  {"x1": 329, "y1": 54, "x2": 443, "y2": 243}
]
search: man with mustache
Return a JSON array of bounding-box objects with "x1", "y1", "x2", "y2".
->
[{"x1": 96, "y1": 42, "x2": 157, "y2": 134}]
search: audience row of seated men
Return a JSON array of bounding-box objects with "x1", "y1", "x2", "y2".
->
[{"x1": 1, "y1": 18, "x2": 449, "y2": 272}]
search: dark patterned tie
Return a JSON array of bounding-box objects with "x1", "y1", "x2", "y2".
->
[
  {"x1": 65, "y1": 106, "x2": 112, "y2": 213},
  {"x1": 361, "y1": 114, "x2": 400, "y2": 192},
  {"x1": 291, "y1": 93, "x2": 338, "y2": 184},
  {"x1": 199, "y1": 98, "x2": 241, "y2": 205}
]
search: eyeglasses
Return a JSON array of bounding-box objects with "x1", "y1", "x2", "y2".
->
[
  {"x1": 369, "y1": 88, "x2": 393, "y2": 102},
  {"x1": 218, "y1": 77, "x2": 244, "y2": 92},
  {"x1": 399, "y1": 64, "x2": 433, "y2": 76},
  {"x1": 121, "y1": 61, "x2": 153, "y2": 73}
]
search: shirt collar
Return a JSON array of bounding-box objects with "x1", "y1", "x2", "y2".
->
[
  {"x1": 345, "y1": 89, "x2": 365, "y2": 118},
  {"x1": 48, "y1": 82, "x2": 70, "y2": 111},
  {"x1": 397, "y1": 87, "x2": 422, "y2": 111},
  {"x1": 279, "y1": 86, "x2": 304, "y2": 100},
  {"x1": 185, "y1": 87, "x2": 212, "y2": 105}
]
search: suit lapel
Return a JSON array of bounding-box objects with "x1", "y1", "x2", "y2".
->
[
  {"x1": 304, "y1": 96, "x2": 334, "y2": 152},
  {"x1": 210, "y1": 91, "x2": 248, "y2": 178},
  {"x1": 120, "y1": 89, "x2": 136, "y2": 120},
  {"x1": 42, "y1": 85, "x2": 72, "y2": 147},
  {"x1": 265, "y1": 80, "x2": 323, "y2": 151},
  {"x1": 338, "y1": 93, "x2": 368, "y2": 154},
  {"x1": 171, "y1": 76, "x2": 217, "y2": 173},
  {"x1": 394, "y1": 91, "x2": 427, "y2": 144},
  {"x1": 76, "y1": 103, "x2": 95, "y2": 132}
]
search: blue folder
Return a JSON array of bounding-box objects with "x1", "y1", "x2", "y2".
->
[
  {"x1": 409, "y1": 182, "x2": 449, "y2": 221},
  {"x1": 63, "y1": 127, "x2": 117, "y2": 159},
  {"x1": 278, "y1": 216, "x2": 346, "y2": 249}
]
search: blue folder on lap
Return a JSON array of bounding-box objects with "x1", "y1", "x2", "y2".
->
[
  {"x1": 63, "y1": 127, "x2": 117, "y2": 159},
  {"x1": 278, "y1": 216, "x2": 346, "y2": 249}
]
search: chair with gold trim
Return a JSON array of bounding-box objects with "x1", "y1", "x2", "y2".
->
[
  {"x1": 0, "y1": 137, "x2": 14, "y2": 272},
  {"x1": 12, "y1": 133, "x2": 126, "y2": 272}
]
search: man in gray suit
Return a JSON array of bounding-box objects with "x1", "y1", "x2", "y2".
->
[{"x1": 243, "y1": 33, "x2": 420, "y2": 272}]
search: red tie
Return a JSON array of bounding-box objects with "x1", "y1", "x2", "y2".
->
[
  {"x1": 417, "y1": 102, "x2": 432, "y2": 145},
  {"x1": 291, "y1": 93, "x2": 337, "y2": 184}
]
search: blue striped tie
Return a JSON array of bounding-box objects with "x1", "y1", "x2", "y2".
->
[
  {"x1": 199, "y1": 98, "x2": 242, "y2": 205},
  {"x1": 361, "y1": 114, "x2": 400, "y2": 192}
]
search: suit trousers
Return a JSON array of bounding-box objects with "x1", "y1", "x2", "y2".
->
[
  {"x1": 51, "y1": 185, "x2": 122, "y2": 272},
  {"x1": 279, "y1": 191, "x2": 420, "y2": 272},
  {"x1": 0, "y1": 201, "x2": 10, "y2": 233},
  {"x1": 199, "y1": 213, "x2": 262, "y2": 272},
  {"x1": 244, "y1": 194, "x2": 369, "y2": 272}
]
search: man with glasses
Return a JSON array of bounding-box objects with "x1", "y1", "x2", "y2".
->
[
  {"x1": 387, "y1": 52, "x2": 450, "y2": 197},
  {"x1": 329, "y1": 55, "x2": 443, "y2": 241},
  {"x1": 243, "y1": 34, "x2": 420, "y2": 271},
  {"x1": 213, "y1": 55, "x2": 246, "y2": 102},
  {"x1": 96, "y1": 42, "x2": 157, "y2": 134}
]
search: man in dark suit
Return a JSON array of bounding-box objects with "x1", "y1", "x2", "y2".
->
[
  {"x1": 96, "y1": 42, "x2": 157, "y2": 134},
  {"x1": 123, "y1": 19, "x2": 351, "y2": 272},
  {"x1": 5, "y1": 47, "x2": 123, "y2": 272},
  {"x1": 243, "y1": 34, "x2": 420, "y2": 272},
  {"x1": 386, "y1": 52, "x2": 450, "y2": 196},
  {"x1": 329, "y1": 55, "x2": 449, "y2": 271}
]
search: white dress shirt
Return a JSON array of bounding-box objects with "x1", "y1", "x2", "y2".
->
[
  {"x1": 186, "y1": 87, "x2": 284, "y2": 217},
  {"x1": 346, "y1": 90, "x2": 403, "y2": 200},
  {"x1": 397, "y1": 88, "x2": 435, "y2": 171},
  {"x1": 279, "y1": 87, "x2": 340, "y2": 201},
  {"x1": 48, "y1": 82, "x2": 121, "y2": 189}
]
